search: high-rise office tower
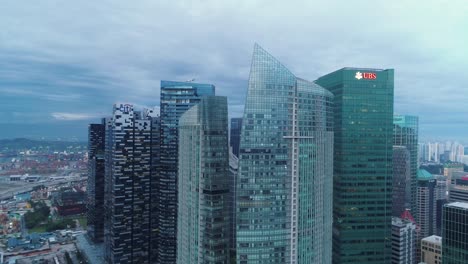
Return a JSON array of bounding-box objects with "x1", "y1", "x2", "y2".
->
[
  {"x1": 229, "y1": 150, "x2": 239, "y2": 260},
  {"x1": 157, "y1": 80, "x2": 215, "y2": 263},
  {"x1": 104, "y1": 104, "x2": 157, "y2": 264},
  {"x1": 230, "y1": 117, "x2": 243, "y2": 157},
  {"x1": 416, "y1": 169, "x2": 437, "y2": 239},
  {"x1": 444, "y1": 163, "x2": 464, "y2": 195},
  {"x1": 448, "y1": 173, "x2": 468, "y2": 202},
  {"x1": 236, "y1": 44, "x2": 334, "y2": 264},
  {"x1": 177, "y1": 96, "x2": 230, "y2": 264},
  {"x1": 435, "y1": 175, "x2": 448, "y2": 236},
  {"x1": 394, "y1": 115, "x2": 419, "y2": 215},
  {"x1": 391, "y1": 217, "x2": 416, "y2": 264},
  {"x1": 148, "y1": 113, "x2": 160, "y2": 264},
  {"x1": 316, "y1": 68, "x2": 394, "y2": 264},
  {"x1": 416, "y1": 169, "x2": 437, "y2": 262},
  {"x1": 442, "y1": 202, "x2": 468, "y2": 264},
  {"x1": 392, "y1": 146, "x2": 411, "y2": 217},
  {"x1": 421, "y1": 235, "x2": 442, "y2": 264},
  {"x1": 87, "y1": 122, "x2": 106, "y2": 243}
]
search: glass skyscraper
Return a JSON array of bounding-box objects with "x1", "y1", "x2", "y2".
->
[
  {"x1": 316, "y1": 68, "x2": 394, "y2": 264},
  {"x1": 157, "y1": 80, "x2": 215, "y2": 263},
  {"x1": 392, "y1": 146, "x2": 411, "y2": 217},
  {"x1": 394, "y1": 115, "x2": 419, "y2": 216},
  {"x1": 104, "y1": 104, "x2": 158, "y2": 264},
  {"x1": 442, "y1": 202, "x2": 468, "y2": 264},
  {"x1": 230, "y1": 117, "x2": 243, "y2": 157},
  {"x1": 177, "y1": 96, "x2": 230, "y2": 264},
  {"x1": 87, "y1": 121, "x2": 106, "y2": 243},
  {"x1": 236, "y1": 44, "x2": 334, "y2": 264}
]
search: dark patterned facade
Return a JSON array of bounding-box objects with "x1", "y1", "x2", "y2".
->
[{"x1": 87, "y1": 122, "x2": 106, "y2": 242}]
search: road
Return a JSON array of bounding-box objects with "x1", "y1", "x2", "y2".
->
[{"x1": 0, "y1": 178, "x2": 84, "y2": 200}]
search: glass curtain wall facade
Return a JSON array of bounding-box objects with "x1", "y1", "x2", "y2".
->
[
  {"x1": 316, "y1": 68, "x2": 394, "y2": 264},
  {"x1": 394, "y1": 115, "x2": 419, "y2": 216},
  {"x1": 157, "y1": 81, "x2": 215, "y2": 263},
  {"x1": 230, "y1": 118, "x2": 243, "y2": 157},
  {"x1": 392, "y1": 146, "x2": 411, "y2": 217},
  {"x1": 442, "y1": 202, "x2": 468, "y2": 264},
  {"x1": 236, "y1": 44, "x2": 334, "y2": 264},
  {"x1": 177, "y1": 96, "x2": 230, "y2": 264},
  {"x1": 87, "y1": 122, "x2": 106, "y2": 243}
]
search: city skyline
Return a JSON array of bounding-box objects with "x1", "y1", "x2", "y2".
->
[{"x1": 1, "y1": 1, "x2": 468, "y2": 141}]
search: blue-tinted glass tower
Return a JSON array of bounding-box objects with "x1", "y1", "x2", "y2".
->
[
  {"x1": 236, "y1": 44, "x2": 334, "y2": 264},
  {"x1": 177, "y1": 96, "x2": 230, "y2": 264},
  {"x1": 157, "y1": 80, "x2": 215, "y2": 263},
  {"x1": 230, "y1": 118, "x2": 243, "y2": 157}
]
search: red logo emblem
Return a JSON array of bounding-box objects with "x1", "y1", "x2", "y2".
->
[{"x1": 355, "y1": 72, "x2": 376, "y2": 80}]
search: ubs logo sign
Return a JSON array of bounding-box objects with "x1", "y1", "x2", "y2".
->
[{"x1": 355, "y1": 71, "x2": 376, "y2": 80}]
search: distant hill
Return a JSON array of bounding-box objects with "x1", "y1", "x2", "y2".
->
[{"x1": 0, "y1": 138, "x2": 87, "y2": 152}]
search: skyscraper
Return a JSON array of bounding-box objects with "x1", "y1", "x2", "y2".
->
[
  {"x1": 391, "y1": 217, "x2": 416, "y2": 264},
  {"x1": 229, "y1": 150, "x2": 239, "y2": 260},
  {"x1": 392, "y1": 146, "x2": 411, "y2": 217},
  {"x1": 442, "y1": 202, "x2": 468, "y2": 264},
  {"x1": 416, "y1": 169, "x2": 437, "y2": 240},
  {"x1": 435, "y1": 175, "x2": 448, "y2": 236},
  {"x1": 157, "y1": 80, "x2": 215, "y2": 263},
  {"x1": 393, "y1": 115, "x2": 419, "y2": 215},
  {"x1": 230, "y1": 117, "x2": 243, "y2": 157},
  {"x1": 236, "y1": 44, "x2": 334, "y2": 264},
  {"x1": 316, "y1": 68, "x2": 394, "y2": 264},
  {"x1": 148, "y1": 113, "x2": 160, "y2": 264},
  {"x1": 448, "y1": 174, "x2": 468, "y2": 202},
  {"x1": 177, "y1": 96, "x2": 230, "y2": 264},
  {"x1": 87, "y1": 122, "x2": 106, "y2": 243},
  {"x1": 103, "y1": 104, "x2": 157, "y2": 264}
]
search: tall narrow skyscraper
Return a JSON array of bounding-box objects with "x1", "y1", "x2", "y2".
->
[
  {"x1": 157, "y1": 81, "x2": 215, "y2": 263},
  {"x1": 87, "y1": 122, "x2": 106, "y2": 243},
  {"x1": 103, "y1": 104, "x2": 157, "y2": 264},
  {"x1": 393, "y1": 115, "x2": 419, "y2": 215},
  {"x1": 416, "y1": 169, "x2": 437, "y2": 239},
  {"x1": 230, "y1": 117, "x2": 242, "y2": 157},
  {"x1": 236, "y1": 44, "x2": 334, "y2": 264},
  {"x1": 177, "y1": 96, "x2": 230, "y2": 264},
  {"x1": 392, "y1": 146, "x2": 411, "y2": 217},
  {"x1": 316, "y1": 68, "x2": 394, "y2": 264}
]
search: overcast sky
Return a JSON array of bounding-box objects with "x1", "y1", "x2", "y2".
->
[{"x1": 0, "y1": 0, "x2": 467, "y2": 141}]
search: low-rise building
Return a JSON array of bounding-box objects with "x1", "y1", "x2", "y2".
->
[{"x1": 421, "y1": 235, "x2": 442, "y2": 264}]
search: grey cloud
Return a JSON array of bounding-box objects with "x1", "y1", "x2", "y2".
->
[{"x1": 0, "y1": 0, "x2": 467, "y2": 139}]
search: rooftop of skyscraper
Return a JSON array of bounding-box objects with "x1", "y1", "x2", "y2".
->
[
  {"x1": 422, "y1": 235, "x2": 442, "y2": 245},
  {"x1": 446, "y1": 201, "x2": 468, "y2": 210},
  {"x1": 417, "y1": 169, "x2": 434, "y2": 180}
]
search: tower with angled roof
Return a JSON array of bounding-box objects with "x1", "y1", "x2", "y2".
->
[{"x1": 236, "y1": 44, "x2": 334, "y2": 264}]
